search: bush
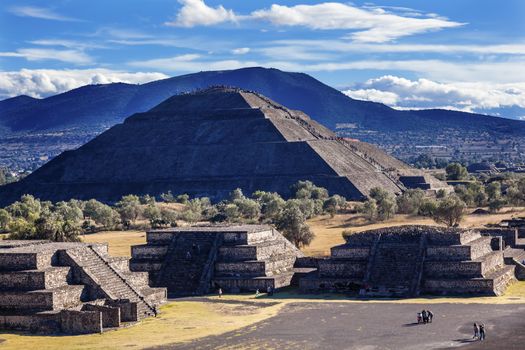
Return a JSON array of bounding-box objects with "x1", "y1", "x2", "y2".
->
[
  {"x1": 276, "y1": 201, "x2": 314, "y2": 248},
  {"x1": 446, "y1": 163, "x2": 468, "y2": 180},
  {"x1": 396, "y1": 189, "x2": 425, "y2": 215}
]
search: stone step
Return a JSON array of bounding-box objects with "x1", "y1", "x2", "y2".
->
[
  {"x1": 0, "y1": 285, "x2": 86, "y2": 311},
  {"x1": 0, "y1": 251, "x2": 55, "y2": 271},
  {"x1": 213, "y1": 270, "x2": 295, "y2": 292},
  {"x1": 423, "y1": 265, "x2": 515, "y2": 296},
  {"x1": 317, "y1": 260, "x2": 367, "y2": 278},
  {"x1": 0, "y1": 267, "x2": 71, "y2": 291}
]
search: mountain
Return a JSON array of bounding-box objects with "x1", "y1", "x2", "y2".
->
[
  {"x1": 2, "y1": 67, "x2": 524, "y2": 134},
  {"x1": 1, "y1": 67, "x2": 524, "y2": 171},
  {"x1": 0, "y1": 87, "x2": 449, "y2": 205}
]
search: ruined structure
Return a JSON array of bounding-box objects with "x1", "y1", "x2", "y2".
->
[
  {"x1": 0, "y1": 87, "x2": 449, "y2": 205},
  {"x1": 130, "y1": 225, "x2": 304, "y2": 295},
  {"x1": 300, "y1": 226, "x2": 516, "y2": 296},
  {"x1": 0, "y1": 240, "x2": 166, "y2": 334}
]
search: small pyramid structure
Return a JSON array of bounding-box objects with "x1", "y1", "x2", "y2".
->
[{"x1": 0, "y1": 87, "x2": 448, "y2": 204}]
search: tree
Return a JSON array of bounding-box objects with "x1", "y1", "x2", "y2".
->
[
  {"x1": 83, "y1": 199, "x2": 119, "y2": 229},
  {"x1": 433, "y1": 194, "x2": 466, "y2": 227},
  {"x1": 160, "y1": 191, "x2": 175, "y2": 203},
  {"x1": 360, "y1": 199, "x2": 378, "y2": 222},
  {"x1": 396, "y1": 189, "x2": 425, "y2": 215},
  {"x1": 7, "y1": 194, "x2": 42, "y2": 222},
  {"x1": 323, "y1": 195, "x2": 346, "y2": 218},
  {"x1": 488, "y1": 198, "x2": 506, "y2": 213},
  {"x1": 143, "y1": 203, "x2": 161, "y2": 223},
  {"x1": 369, "y1": 187, "x2": 397, "y2": 221},
  {"x1": 486, "y1": 182, "x2": 502, "y2": 202},
  {"x1": 291, "y1": 180, "x2": 329, "y2": 200},
  {"x1": 0, "y1": 209, "x2": 12, "y2": 232},
  {"x1": 446, "y1": 163, "x2": 468, "y2": 180},
  {"x1": 229, "y1": 188, "x2": 244, "y2": 202},
  {"x1": 277, "y1": 201, "x2": 314, "y2": 248},
  {"x1": 234, "y1": 198, "x2": 261, "y2": 220},
  {"x1": 253, "y1": 191, "x2": 285, "y2": 222},
  {"x1": 7, "y1": 218, "x2": 35, "y2": 240},
  {"x1": 116, "y1": 195, "x2": 142, "y2": 227},
  {"x1": 176, "y1": 194, "x2": 190, "y2": 204},
  {"x1": 418, "y1": 198, "x2": 438, "y2": 217}
]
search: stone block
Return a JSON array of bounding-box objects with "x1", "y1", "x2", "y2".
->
[
  {"x1": 82, "y1": 304, "x2": 121, "y2": 328},
  {"x1": 60, "y1": 310, "x2": 102, "y2": 334}
]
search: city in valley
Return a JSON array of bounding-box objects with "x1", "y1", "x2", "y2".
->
[{"x1": 1, "y1": 1, "x2": 525, "y2": 349}]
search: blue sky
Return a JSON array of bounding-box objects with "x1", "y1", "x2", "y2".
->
[{"x1": 1, "y1": 1, "x2": 525, "y2": 118}]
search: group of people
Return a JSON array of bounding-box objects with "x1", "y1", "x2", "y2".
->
[
  {"x1": 473, "y1": 323, "x2": 486, "y2": 341},
  {"x1": 255, "y1": 286, "x2": 275, "y2": 297},
  {"x1": 416, "y1": 309, "x2": 434, "y2": 324}
]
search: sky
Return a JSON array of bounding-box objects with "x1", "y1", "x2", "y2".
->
[{"x1": 1, "y1": 0, "x2": 525, "y2": 119}]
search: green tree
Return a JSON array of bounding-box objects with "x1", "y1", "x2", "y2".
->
[
  {"x1": 234, "y1": 198, "x2": 261, "y2": 220},
  {"x1": 360, "y1": 200, "x2": 378, "y2": 222},
  {"x1": 116, "y1": 195, "x2": 142, "y2": 227},
  {"x1": 0, "y1": 209, "x2": 12, "y2": 232},
  {"x1": 229, "y1": 188, "x2": 244, "y2": 202},
  {"x1": 446, "y1": 163, "x2": 468, "y2": 180},
  {"x1": 176, "y1": 194, "x2": 190, "y2": 204},
  {"x1": 323, "y1": 195, "x2": 346, "y2": 218},
  {"x1": 418, "y1": 198, "x2": 438, "y2": 217},
  {"x1": 253, "y1": 191, "x2": 285, "y2": 222},
  {"x1": 160, "y1": 191, "x2": 176, "y2": 203},
  {"x1": 433, "y1": 194, "x2": 466, "y2": 227},
  {"x1": 396, "y1": 189, "x2": 425, "y2": 215},
  {"x1": 370, "y1": 187, "x2": 397, "y2": 221},
  {"x1": 277, "y1": 201, "x2": 314, "y2": 248}
]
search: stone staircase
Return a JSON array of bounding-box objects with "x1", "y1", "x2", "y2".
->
[
  {"x1": 156, "y1": 232, "x2": 218, "y2": 296},
  {"x1": 367, "y1": 244, "x2": 420, "y2": 296},
  {"x1": 0, "y1": 241, "x2": 166, "y2": 334},
  {"x1": 65, "y1": 246, "x2": 159, "y2": 319}
]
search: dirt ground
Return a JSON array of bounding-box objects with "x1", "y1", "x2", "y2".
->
[{"x1": 81, "y1": 230, "x2": 146, "y2": 257}]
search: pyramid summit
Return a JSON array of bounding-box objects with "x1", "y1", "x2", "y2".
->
[{"x1": 0, "y1": 87, "x2": 448, "y2": 205}]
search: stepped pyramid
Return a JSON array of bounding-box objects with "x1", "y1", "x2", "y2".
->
[
  {"x1": 0, "y1": 240, "x2": 166, "y2": 334},
  {"x1": 130, "y1": 225, "x2": 305, "y2": 295},
  {"x1": 0, "y1": 87, "x2": 449, "y2": 204},
  {"x1": 300, "y1": 226, "x2": 516, "y2": 297}
]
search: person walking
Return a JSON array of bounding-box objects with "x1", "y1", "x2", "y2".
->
[
  {"x1": 473, "y1": 323, "x2": 479, "y2": 339},
  {"x1": 479, "y1": 323, "x2": 485, "y2": 341},
  {"x1": 427, "y1": 310, "x2": 433, "y2": 323},
  {"x1": 417, "y1": 312, "x2": 422, "y2": 324},
  {"x1": 218, "y1": 287, "x2": 223, "y2": 298},
  {"x1": 255, "y1": 289, "x2": 260, "y2": 298}
]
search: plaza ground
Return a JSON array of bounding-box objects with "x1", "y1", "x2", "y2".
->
[{"x1": 2, "y1": 287, "x2": 525, "y2": 350}]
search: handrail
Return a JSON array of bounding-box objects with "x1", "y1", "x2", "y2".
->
[
  {"x1": 362, "y1": 233, "x2": 382, "y2": 292},
  {"x1": 410, "y1": 234, "x2": 427, "y2": 296},
  {"x1": 87, "y1": 246, "x2": 156, "y2": 314},
  {"x1": 196, "y1": 234, "x2": 223, "y2": 295}
]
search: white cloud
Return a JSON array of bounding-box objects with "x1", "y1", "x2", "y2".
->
[
  {"x1": 8, "y1": 6, "x2": 81, "y2": 22},
  {"x1": 232, "y1": 47, "x2": 250, "y2": 55},
  {"x1": 166, "y1": 1, "x2": 462, "y2": 42},
  {"x1": 251, "y1": 3, "x2": 463, "y2": 42},
  {"x1": 0, "y1": 69, "x2": 169, "y2": 99},
  {"x1": 0, "y1": 48, "x2": 92, "y2": 64},
  {"x1": 342, "y1": 75, "x2": 525, "y2": 112},
  {"x1": 165, "y1": 0, "x2": 237, "y2": 27},
  {"x1": 127, "y1": 54, "x2": 258, "y2": 71},
  {"x1": 29, "y1": 39, "x2": 106, "y2": 50}
]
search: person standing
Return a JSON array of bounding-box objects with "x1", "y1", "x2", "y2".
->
[
  {"x1": 218, "y1": 287, "x2": 223, "y2": 298},
  {"x1": 427, "y1": 310, "x2": 433, "y2": 323},
  {"x1": 422, "y1": 310, "x2": 428, "y2": 324},
  {"x1": 473, "y1": 323, "x2": 479, "y2": 339},
  {"x1": 479, "y1": 323, "x2": 485, "y2": 341}
]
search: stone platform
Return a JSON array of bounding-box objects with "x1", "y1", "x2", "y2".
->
[
  {"x1": 130, "y1": 225, "x2": 304, "y2": 295},
  {"x1": 300, "y1": 226, "x2": 516, "y2": 297},
  {"x1": 0, "y1": 240, "x2": 166, "y2": 334}
]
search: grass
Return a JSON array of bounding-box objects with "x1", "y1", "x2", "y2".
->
[
  {"x1": 0, "y1": 299, "x2": 284, "y2": 350},
  {"x1": 81, "y1": 230, "x2": 146, "y2": 257}
]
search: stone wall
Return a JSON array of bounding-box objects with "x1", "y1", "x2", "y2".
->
[{"x1": 60, "y1": 310, "x2": 102, "y2": 334}]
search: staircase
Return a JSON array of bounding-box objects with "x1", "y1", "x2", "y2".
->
[
  {"x1": 409, "y1": 234, "x2": 428, "y2": 296},
  {"x1": 66, "y1": 246, "x2": 156, "y2": 319},
  {"x1": 157, "y1": 232, "x2": 218, "y2": 296},
  {"x1": 368, "y1": 243, "x2": 420, "y2": 296}
]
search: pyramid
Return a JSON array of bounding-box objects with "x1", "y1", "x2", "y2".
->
[{"x1": 0, "y1": 87, "x2": 448, "y2": 204}]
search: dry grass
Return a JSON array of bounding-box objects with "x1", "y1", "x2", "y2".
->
[
  {"x1": 304, "y1": 207, "x2": 525, "y2": 256},
  {"x1": 81, "y1": 230, "x2": 146, "y2": 257},
  {"x1": 0, "y1": 299, "x2": 283, "y2": 350}
]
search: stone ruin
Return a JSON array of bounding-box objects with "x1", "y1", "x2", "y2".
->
[
  {"x1": 300, "y1": 226, "x2": 517, "y2": 297},
  {"x1": 0, "y1": 240, "x2": 166, "y2": 334},
  {"x1": 129, "y1": 225, "x2": 304, "y2": 295}
]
